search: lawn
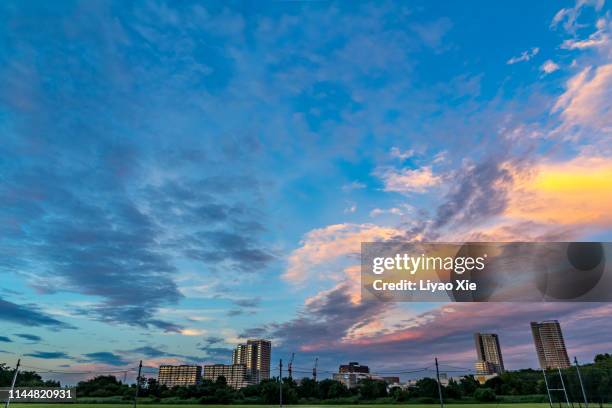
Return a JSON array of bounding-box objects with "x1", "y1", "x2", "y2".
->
[{"x1": 9, "y1": 404, "x2": 612, "y2": 408}]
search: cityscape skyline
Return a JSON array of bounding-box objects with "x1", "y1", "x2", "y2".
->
[
  {"x1": 1, "y1": 0, "x2": 611, "y2": 386},
  {"x1": 1, "y1": 317, "x2": 607, "y2": 388}
]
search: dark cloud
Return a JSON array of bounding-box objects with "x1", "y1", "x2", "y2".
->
[
  {"x1": 126, "y1": 346, "x2": 201, "y2": 363},
  {"x1": 0, "y1": 298, "x2": 74, "y2": 329},
  {"x1": 0, "y1": 336, "x2": 11, "y2": 342},
  {"x1": 15, "y1": 333, "x2": 42, "y2": 342},
  {"x1": 202, "y1": 336, "x2": 224, "y2": 345},
  {"x1": 432, "y1": 157, "x2": 513, "y2": 231},
  {"x1": 232, "y1": 297, "x2": 261, "y2": 308},
  {"x1": 197, "y1": 336, "x2": 233, "y2": 363},
  {"x1": 241, "y1": 282, "x2": 388, "y2": 353},
  {"x1": 25, "y1": 351, "x2": 71, "y2": 359},
  {"x1": 82, "y1": 352, "x2": 129, "y2": 366},
  {"x1": 226, "y1": 309, "x2": 244, "y2": 317}
]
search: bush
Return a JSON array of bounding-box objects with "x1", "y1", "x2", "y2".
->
[{"x1": 474, "y1": 387, "x2": 496, "y2": 402}]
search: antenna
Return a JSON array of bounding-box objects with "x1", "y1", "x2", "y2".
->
[{"x1": 312, "y1": 357, "x2": 318, "y2": 381}]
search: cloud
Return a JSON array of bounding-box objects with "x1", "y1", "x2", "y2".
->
[
  {"x1": 390, "y1": 147, "x2": 414, "y2": 162},
  {"x1": 551, "y1": 0, "x2": 605, "y2": 33},
  {"x1": 284, "y1": 223, "x2": 402, "y2": 284},
  {"x1": 0, "y1": 336, "x2": 11, "y2": 343},
  {"x1": 180, "y1": 328, "x2": 206, "y2": 336},
  {"x1": 15, "y1": 333, "x2": 42, "y2": 342},
  {"x1": 240, "y1": 281, "x2": 389, "y2": 353},
  {"x1": 232, "y1": 297, "x2": 261, "y2": 308},
  {"x1": 507, "y1": 47, "x2": 539, "y2": 65},
  {"x1": 375, "y1": 166, "x2": 442, "y2": 194},
  {"x1": 343, "y1": 203, "x2": 357, "y2": 214},
  {"x1": 25, "y1": 351, "x2": 71, "y2": 359},
  {"x1": 504, "y1": 155, "x2": 612, "y2": 227},
  {"x1": 540, "y1": 60, "x2": 560, "y2": 74},
  {"x1": 341, "y1": 181, "x2": 366, "y2": 192},
  {"x1": 560, "y1": 15, "x2": 610, "y2": 50},
  {"x1": 82, "y1": 352, "x2": 129, "y2": 366},
  {"x1": 0, "y1": 298, "x2": 74, "y2": 329},
  {"x1": 198, "y1": 336, "x2": 233, "y2": 363},
  {"x1": 432, "y1": 157, "x2": 514, "y2": 231},
  {"x1": 552, "y1": 64, "x2": 612, "y2": 131},
  {"x1": 125, "y1": 346, "x2": 202, "y2": 363}
]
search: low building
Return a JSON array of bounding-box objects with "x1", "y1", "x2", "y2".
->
[
  {"x1": 339, "y1": 361, "x2": 370, "y2": 374},
  {"x1": 158, "y1": 365, "x2": 202, "y2": 387},
  {"x1": 333, "y1": 362, "x2": 371, "y2": 388},
  {"x1": 333, "y1": 372, "x2": 371, "y2": 388},
  {"x1": 203, "y1": 364, "x2": 254, "y2": 389},
  {"x1": 381, "y1": 376, "x2": 400, "y2": 384}
]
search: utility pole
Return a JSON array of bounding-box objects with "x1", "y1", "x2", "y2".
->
[
  {"x1": 133, "y1": 360, "x2": 142, "y2": 408},
  {"x1": 558, "y1": 368, "x2": 571, "y2": 408},
  {"x1": 288, "y1": 353, "x2": 295, "y2": 380},
  {"x1": 279, "y1": 359, "x2": 283, "y2": 408},
  {"x1": 312, "y1": 358, "x2": 318, "y2": 381},
  {"x1": 5, "y1": 358, "x2": 20, "y2": 408},
  {"x1": 434, "y1": 358, "x2": 444, "y2": 408},
  {"x1": 574, "y1": 357, "x2": 589, "y2": 408}
]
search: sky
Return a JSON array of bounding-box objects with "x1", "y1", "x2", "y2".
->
[{"x1": 0, "y1": 0, "x2": 611, "y2": 384}]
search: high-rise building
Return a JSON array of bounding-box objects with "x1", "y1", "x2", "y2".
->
[
  {"x1": 232, "y1": 339, "x2": 271, "y2": 383},
  {"x1": 203, "y1": 364, "x2": 254, "y2": 389},
  {"x1": 531, "y1": 320, "x2": 571, "y2": 369},
  {"x1": 157, "y1": 365, "x2": 202, "y2": 387},
  {"x1": 474, "y1": 333, "x2": 505, "y2": 374}
]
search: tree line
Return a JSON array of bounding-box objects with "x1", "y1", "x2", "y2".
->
[{"x1": 1, "y1": 354, "x2": 610, "y2": 404}]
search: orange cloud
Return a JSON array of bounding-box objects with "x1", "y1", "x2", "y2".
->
[{"x1": 505, "y1": 156, "x2": 612, "y2": 226}]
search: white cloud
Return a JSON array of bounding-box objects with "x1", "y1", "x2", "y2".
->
[
  {"x1": 284, "y1": 223, "x2": 401, "y2": 284},
  {"x1": 561, "y1": 17, "x2": 610, "y2": 50},
  {"x1": 552, "y1": 64, "x2": 612, "y2": 130},
  {"x1": 551, "y1": 0, "x2": 605, "y2": 32},
  {"x1": 432, "y1": 150, "x2": 447, "y2": 164},
  {"x1": 375, "y1": 166, "x2": 442, "y2": 194},
  {"x1": 390, "y1": 146, "x2": 414, "y2": 161},
  {"x1": 369, "y1": 204, "x2": 415, "y2": 218},
  {"x1": 540, "y1": 59, "x2": 560, "y2": 74},
  {"x1": 507, "y1": 47, "x2": 539, "y2": 65}
]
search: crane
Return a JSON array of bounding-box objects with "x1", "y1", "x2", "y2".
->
[{"x1": 288, "y1": 352, "x2": 295, "y2": 379}]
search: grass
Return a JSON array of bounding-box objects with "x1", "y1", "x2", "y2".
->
[{"x1": 9, "y1": 404, "x2": 612, "y2": 408}]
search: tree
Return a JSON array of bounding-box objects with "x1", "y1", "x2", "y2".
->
[
  {"x1": 358, "y1": 378, "x2": 388, "y2": 399},
  {"x1": 415, "y1": 378, "x2": 440, "y2": 398},
  {"x1": 445, "y1": 378, "x2": 462, "y2": 399},
  {"x1": 459, "y1": 375, "x2": 480, "y2": 396},
  {"x1": 474, "y1": 387, "x2": 496, "y2": 402},
  {"x1": 297, "y1": 377, "x2": 318, "y2": 399}
]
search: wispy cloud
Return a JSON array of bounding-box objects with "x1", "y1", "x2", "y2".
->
[
  {"x1": 507, "y1": 47, "x2": 540, "y2": 64},
  {"x1": 0, "y1": 299, "x2": 74, "y2": 329},
  {"x1": 375, "y1": 166, "x2": 442, "y2": 194},
  {"x1": 25, "y1": 351, "x2": 71, "y2": 360}
]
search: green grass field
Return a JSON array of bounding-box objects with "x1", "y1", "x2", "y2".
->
[{"x1": 9, "y1": 404, "x2": 612, "y2": 408}]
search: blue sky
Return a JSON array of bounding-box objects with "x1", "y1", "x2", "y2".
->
[{"x1": 1, "y1": 0, "x2": 611, "y2": 383}]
